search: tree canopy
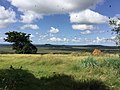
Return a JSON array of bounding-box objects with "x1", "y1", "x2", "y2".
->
[
  {"x1": 109, "y1": 18, "x2": 120, "y2": 35},
  {"x1": 4, "y1": 31, "x2": 37, "y2": 54},
  {"x1": 109, "y1": 18, "x2": 120, "y2": 57}
]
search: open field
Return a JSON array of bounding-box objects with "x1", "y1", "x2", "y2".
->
[{"x1": 0, "y1": 54, "x2": 120, "y2": 90}]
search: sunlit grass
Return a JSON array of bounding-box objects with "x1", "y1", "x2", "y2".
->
[{"x1": 0, "y1": 54, "x2": 119, "y2": 90}]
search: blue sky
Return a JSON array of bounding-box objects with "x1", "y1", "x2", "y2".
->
[{"x1": 0, "y1": 0, "x2": 119, "y2": 45}]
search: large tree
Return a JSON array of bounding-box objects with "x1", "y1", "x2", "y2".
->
[
  {"x1": 109, "y1": 18, "x2": 120, "y2": 57},
  {"x1": 4, "y1": 31, "x2": 37, "y2": 54}
]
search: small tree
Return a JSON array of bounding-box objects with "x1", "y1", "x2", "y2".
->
[
  {"x1": 4, "y1": 31, "x2": 37, "y2": 54},
  {"x1": 109, "y1": 18, "x2": 120, "y2": 57}
]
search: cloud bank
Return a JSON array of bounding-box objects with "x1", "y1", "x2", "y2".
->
[{"x1": 8, "y1": 0, "x2": 104, "y2": 24}]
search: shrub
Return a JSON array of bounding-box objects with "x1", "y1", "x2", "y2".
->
[{"x1": 81, "y1": 57, "x2": 99, "y2": 68}]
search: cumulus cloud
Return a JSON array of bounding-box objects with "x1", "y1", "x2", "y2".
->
[
  {"x1": 9, "y1": 0, "x2": 103, "y2": 14},
  {"x1": 20, "y1": 10, "x2": 43, "y2": 23},
  {"x1": 8, "y1": 0, "x2": 103, "y2": 23},
  {"x1": 71, "y1": 37, "x2": 81, "y2": 43},
  {"x1": 80, "y1": 30, "x2": 92, "y2": 35},
  {"x1": 93, "y1": 37, "x2": 106, "y2": 43},
  {"x1": 48, "y1": 36, "x2": 81, "y2": 43},
  {"x1": 20, "y1": 24, "x2": 39, "y2": 30},
  {"x1": 49, "y1": 27, "x2": 59, "y2": 33},
  {"x1": 72, "y1": 24, "x2": 95, "y2": 30},
  {"x1": 70, "y1": 9, "x2": 108, "y2": 31},
  {"x1": 48, "y1": 37, "x2": 69, "y2": 42},
  {"x1": 70, "y1": 9, "x2": 108, "y2": 24},
  {"x1": 83, "y1": 37, "x2": 115, "y2": 45},
  {"x1": 0, "y1": 6, "x2": 16, "y2": 28},
  {"x1": 49, "y1": 37, "x2": 62, "y2": 42}
]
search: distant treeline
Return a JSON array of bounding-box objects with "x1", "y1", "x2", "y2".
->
[{"x1": 0, "y1": 44, "x2": 119, "y2": 54}]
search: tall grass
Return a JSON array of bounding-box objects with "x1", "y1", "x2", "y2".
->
[
  {"x1": 0, "y1": 54, "x2": 119, "y2": 90},
  {"x1": 101, "y1": 57, "x2": 120, "y2": 75},
  {"x1": 81, "y1": 57, "x2": 99, "y2": 68}
]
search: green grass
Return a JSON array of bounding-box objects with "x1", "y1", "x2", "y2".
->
[{"x1": 0, "y1": 54, "x2": 120, "y2": 90}]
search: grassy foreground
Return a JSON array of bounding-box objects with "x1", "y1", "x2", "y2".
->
[{"x1": 0, "y1": 54, "x2": 120, "y2": 90}]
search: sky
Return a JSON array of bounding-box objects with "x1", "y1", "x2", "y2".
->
[{"x1": 0, "y1": 0, "x2": 120, "y2": 45}]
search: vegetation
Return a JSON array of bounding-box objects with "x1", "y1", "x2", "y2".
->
[
  {"x1": 0, "y1": 54, "x2": 119, "y2": 90},
  {"x1": 109, "y1": 18, "x2": 120, "y2": 57},
  {"x1": 0, "y1": 44, "x2": 118, "y2": 54},
  {"x1": 4, "y1": 31, "x2": 37, "y2": 54},
  {"x1": 0, "y1": 67, "x2": 110, "y2": 90}
]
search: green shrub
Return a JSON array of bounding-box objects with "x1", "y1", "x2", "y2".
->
[{"x1": 81, "y1": 57, "x2": 99, "y2": 68}]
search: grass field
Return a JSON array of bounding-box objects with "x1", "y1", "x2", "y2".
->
[{"x1": 0, "y1": 54, "x2": 120, "y2": 90}]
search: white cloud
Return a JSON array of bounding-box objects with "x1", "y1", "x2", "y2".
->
[
  {"x1": 20, "y1": 10, "x2": 43, "y2": 23},
  {"x1": 0, "y1": 37, "x2": 3, "y2": 40},
  {"x1": 70, "y1": 9, "x2": 108, "y2": 24},
  {"x1": 8, "y1": 0, "x2": 103, "y2": 23},
  {"x1": 71, "y1": 37, "x2": 81, "y2": 43},
  {"x1": 94, "y1": 37, "x2": 106, "y2": 43},
  {"x1": 39, "y1": 34, "x2": 48, "y2": 39},
  {"x1": 47, "y1": 36, "x2": 82, "y2": 43},
  {"x1": 49, "y1": 37, "x2": 62, "y2": 42},
  {"x1": 83, "y1": 37, "x2": 115, "y2": 45},
  {"x1": 9, "y1": 0, "x2": 103, "y2": 15},
  {"x1": 70, "y1": 9, "x2": 108, "y2": 31},
  {"x1": 63, "y1": 38, "x2": 69, "y2": 42},
  {"x1": 49, "y1": 27, "x2": 59, "y2": 33},
  {"x1": 48, "y1": 37, "x2": 69, "y2": 42},
  {"x1": 20, "y1": 24, "x2": 39, "y2": 30},
  {"x1": 30, "y1": 34, "x2": 35, "y2": 38},
  {"x1": 72, "y1": 24, "x2": 95, "y2": 30},
  {"x1": 0, "y1": 6, "x2": 16, "y2": 28},
  {"x1": 80, "y1": 30, "x2": 92, "y2": 35},
  {"x1": 111, "y1": 36, "x2": 116, "y2": 40}
]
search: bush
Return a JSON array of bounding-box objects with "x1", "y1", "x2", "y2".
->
[{"x1": 81, "y1": 57, "x2": 99, "y2": 68}]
